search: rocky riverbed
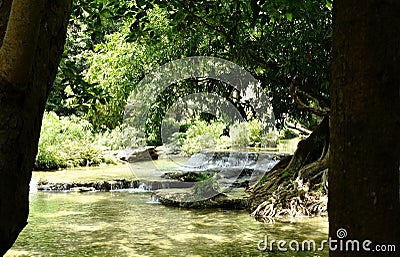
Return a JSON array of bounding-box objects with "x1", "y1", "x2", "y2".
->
[{"x1": 34, "y1": 151, "x2": 284, "y2": 210}]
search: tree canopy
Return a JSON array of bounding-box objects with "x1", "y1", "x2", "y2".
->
[{"x1": 48, "y1": 0, "x2": 332, "y2": 142}]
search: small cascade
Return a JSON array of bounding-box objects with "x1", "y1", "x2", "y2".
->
[
  {"x1": 110, "y1": 182, "x2": 152, "y2": 193},
  {"x1": 146, "y1": 194, "x2": 160, "y2": 204},
  {"x1": 34, "y1": 151, "x2": 284, "y2": 195},
  {"x1": 137, "y1": 183, "x2": 150, "y2": 191},
  {"x1": 177, "y1": 151, "x2": 274, "y2": 172},
  {"x1": 137, "y1": 180, "x2": 190, "y2": 191},
  {"x1": 161, "y1": 181, "x2": 171, "y2": 189},
  {"x1": 29, "y1": 177, "x2": 38, "y2": 193},
  {"x1": 164, "y1": 150, "x2": 286, "y2": 189}
]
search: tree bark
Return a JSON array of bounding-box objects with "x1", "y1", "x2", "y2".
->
[
  {"x1": 0, "y1": 0, "x2": 71, "y2": 254},
  {"x1": 0, "y1": 0, "x2": 44, "y2": 86},
  {"x1": 330, "y1": 0, "x2": 400, "y2": 256}
]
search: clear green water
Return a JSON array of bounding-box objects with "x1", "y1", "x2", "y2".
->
[{"x1": 7, "y1": 191, "x2": 328, "y2": 257}]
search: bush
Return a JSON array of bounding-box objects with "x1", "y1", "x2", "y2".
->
[
  {"x1": 181, "y1": 120, "x2": 225, "y2": 155},
  {"x1": 247, "y1": 119, "x2": 263, "y2": 146},
  {"x1": 230, "y1": 122, "x2": 249, "y2": 147},
  {"x1": 95, "y1": 124, "x2": 146, "y2": 150},
  {"x1": 35, "y1": 112, "x2": 114, "y2": 170},
  {"x1": 179, "y1": 118, "x2": 277, "y2": 155},
  {"x1": 230, "y1": 119, "x2": 264, "y2": 147},
  {"x1": 94, "y1": 125, "x2": 125, "y2": 151}
]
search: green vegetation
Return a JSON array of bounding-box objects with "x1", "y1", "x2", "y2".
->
[
  {"x1": 180, "y1": 119, "x2": 276, "y2": 155},
  {"x1": 2, "y1": 0, "x2": 398, "y2": 254},
  {"x1": 35, "y1": 114, "x2": 278, "y2": 170},
  {"x1": 45, "y1": 0, "x2": 331, "y2": 142},
  {"x1": 181, "y1": 120, "x2": 226, "y2": 155},
  {"x1": 191, "y1": 174, "x2": 221, "y2": 199},
  {"x1": 35, "y1": 112, "x2": 116, "y2": 170},
  {"x1": 37, "y1": 0, "x2": 332, "y2": 174}
]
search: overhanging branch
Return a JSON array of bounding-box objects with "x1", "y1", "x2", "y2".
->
[
  {"x1": 173, "y1": 0, "x2": 280, "y2": 72},
  {"x1": 289, "y1": 75, "x2": 331, "y2": 117}
]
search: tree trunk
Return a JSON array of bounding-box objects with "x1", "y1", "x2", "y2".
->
[
  {"x1": 0, "y1": 0, "x2": 71, "y2": 254},
  {"x1": 329, "y1": 1, "x2": 400, "y2": 256},
  {"x1": 249, "y1": 117, "x2": 329, "y2": 221}
]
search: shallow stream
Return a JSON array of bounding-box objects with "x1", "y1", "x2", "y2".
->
[
  {"x1": 7, "y1": 189, "x2": 328, "y2": 256},
  {"x1": 7, "y1": 154, "x2": 328, "y2": 257}
]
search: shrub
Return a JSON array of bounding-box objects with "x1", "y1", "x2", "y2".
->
[
  {"x1": 181, "y1": 120, "x2": 225, "y2": 155},
  {"x1": 230, "y1": 122, "x2": 249, "y2": 147},
  {"x1": 230, "y1": 119, "x2": 263, "y2": 147},
  {"x1": 179, "y1": 118, "x2": 278, "y2": 155},
  {"x1": 94, "y1": 124, "x2": 146, "y2": 150},
  {"x1": 247, "y1": 119, "x2": 263, "y2": 146},
  {"x1": 94, "y1": 126, "x2": 123, "y2": 151},
  {"x1": 35, "y1": 112, "x2": 114, "y2": 170}
]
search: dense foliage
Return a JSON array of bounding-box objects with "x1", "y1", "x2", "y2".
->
[
  {"x1": 180, "y1": 119, "x2": 275, "y2": 155},
  {"x1": 35, "y1": 112, "x2": 115, "y2": 170},
  {"x1": 38, "y1": 0, "x2": 331, "y2": 168},
  {"x1": 46, "y1": 0, "x2": 332, "y2": 146}
]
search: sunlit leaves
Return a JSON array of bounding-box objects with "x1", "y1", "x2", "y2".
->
[{"x1": 49, "y1": 0, "x2": 332, "y2": 136}]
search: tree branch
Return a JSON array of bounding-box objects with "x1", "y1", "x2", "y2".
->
[
  {"x1": 0, "y1": 0, "x2": 44, "y2": 88},
  {"x1": 289, "y1": 76, "x2": 331, "y2": 117},
  {"x1": 173, "y1": 0, "x2": 280, "y2": 72},
  {"x1": 284, "y1": 120, "x2": 312, "y2": 135}
]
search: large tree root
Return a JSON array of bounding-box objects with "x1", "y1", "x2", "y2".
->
[
  {"x1": 250, "y1": 175, "x2": 328, "y2": 223},
  {"x1": 248, "y1": 118, "x2": 329, "y2": 222}
]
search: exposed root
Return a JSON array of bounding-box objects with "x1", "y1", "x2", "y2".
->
[
  {"x1": 249, "y1": 118, "x2": 329, "y2": 223},
  {"x1": 250, "y1": 176, "x2": 328, "y2": 223}
]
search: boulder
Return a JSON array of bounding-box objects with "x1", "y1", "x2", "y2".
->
[{"x1": 118, "y1": 146, "x2": 159, "y2": 162}]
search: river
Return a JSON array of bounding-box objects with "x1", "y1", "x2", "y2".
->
[
  {"x1": 7, "y1": 154, "x2": 328, "y2": 256},
  {"x1": 7, "y1": 190, "x2": 328, "y2": 256}
]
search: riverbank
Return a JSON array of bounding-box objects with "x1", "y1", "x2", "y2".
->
[
  {"x1": 33, "y1": 158, "x2": 190, "y2": 192},
  {"x1": 32, "y1": 143, "x2": 328, "y2": 220}
]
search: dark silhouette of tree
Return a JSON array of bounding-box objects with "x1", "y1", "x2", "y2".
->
[
  {"x1": 329, "y1": 0, "x2": 400, "y2": 256},
  {"x1": 0, "y1": 0, "x2": 71, "y2": 254}
]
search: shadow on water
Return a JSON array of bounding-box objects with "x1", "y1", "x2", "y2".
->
[{"x1": 7, "y1": 190, "x2": 328, "y2": 257}]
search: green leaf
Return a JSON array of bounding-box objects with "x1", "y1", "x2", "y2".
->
[
  {"x1": 285, "y1": 13, "x2": 293, "y2": 22},
  {"x1": 326, "y1": 0, "x2": 333, "y2": 10}
]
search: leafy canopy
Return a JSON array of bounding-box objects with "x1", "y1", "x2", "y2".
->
[{"x1": 48, "y1": 0, "x2": 332, "y2": 143}]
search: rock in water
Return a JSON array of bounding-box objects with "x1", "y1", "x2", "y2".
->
[{"x1": 125, "y1": 146, "x2": 158, "y2": 162}]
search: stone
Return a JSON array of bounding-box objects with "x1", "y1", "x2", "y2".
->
[
  {"x1": 154, "y1": 187, "x2": 250, "y2": 210},
  {"x1": 36, "y1": 179, "x2": 139, "y2": 192},
  {"x1": 124, "y1": 146, "x2": 158, "y2": 162}
]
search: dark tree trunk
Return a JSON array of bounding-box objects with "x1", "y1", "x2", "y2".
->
[
  {"x1": 0, "y1": 0, "x2": 71, "y2": 254},
  {"x1": 330, "y1": 0, "x2": 400, "y2": 256}
]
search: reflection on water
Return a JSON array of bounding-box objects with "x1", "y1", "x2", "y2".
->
[{"x1": 7, "y1": 192, "x2": 328, "y2": 257}]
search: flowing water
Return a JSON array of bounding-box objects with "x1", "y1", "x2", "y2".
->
[
  {"x1": 7, "y1": 154, "x2": 328, "y2": 257},
  {"x1": 7, "y1": 190, "x2": 328, "y2": 257}
]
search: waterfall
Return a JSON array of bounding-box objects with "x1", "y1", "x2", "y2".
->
[
  {"x1": 146, "y1": 194, "x2": 160, "y2": 204},
  {"x1": 29, "y1": 177, "x2": 38, "y2": 193}
]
